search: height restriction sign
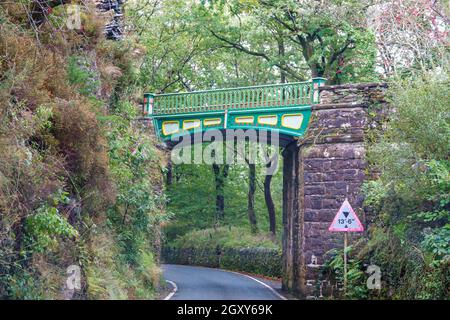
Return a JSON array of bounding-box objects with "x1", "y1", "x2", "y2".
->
[{"x1": 329, "y1": 198, "x2": 364, "y2": 232}]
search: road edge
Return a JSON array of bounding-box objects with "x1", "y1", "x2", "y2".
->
[
  {"x1": 163, "y1": 280, "x2": 178, "y2": 300},
  {"x1": 227, "y1": 270, "x2": 288, "y2": 300},
  {"x1": 162, "y1": 264, "x2": 289, "y2": 300}
]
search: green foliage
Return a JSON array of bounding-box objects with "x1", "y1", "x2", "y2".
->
[
  {"x1": 354, "y1": 70, "x2": 450, "y2": 299},
  {"x1": 0, "y1": 4, "x2": 166, "y2": 300},
  {"x1": 130, "y1": 0, "x2": 277, "y2": 93},
  {"x1": 323, "y1": 247, "x2": 369, "y2": 299},
  {"x1": 385, "y1": 76, "x2": 449, "y2": 158},
  {"x1": 171, "y1": 226, "x2": 279, "y2": 250},
  {"x1": 193, "y1": 0, "x2": 379, "y2": 83},
  {"x1": 166, "y1": 167, "x2": 282, "y2": 238},
  {"x1": 25, "y1": 191, "x2": 78, "y2": 253},
  {"x1": 363, "y1": 227, "x2": 447, "y2": 299},
  {"x1": 35, "y1": 105, "x2": 53, "y2": 130},
  {"x1": 106, "y1": 100, "x2": 165, "y2": 232},
  {"x1": 165, "y1": 144, "x2": 283, "y2": 242},
  {"x1": 360, "y1": 180, "x2": 387, "y2": 208},
  {"x1": 103, "y1": 99, "x2": 169, "y2": 295},
  {"x1": 4, "y1": 270, "x2": 43, "y2": 300},
  {"x1": 67, "y1": 55, "x2": 100, "y2": 97},
  {"x1": 421, "y1": 225, "x2": 450, "y2": 259}
]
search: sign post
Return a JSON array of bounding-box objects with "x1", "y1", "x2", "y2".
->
[
  {"x1": 344, "y1": 232, "x2": 348, "y2": 290},
  {"x1": 328, "y1": 198, "x2": 364, "y2": 294}
]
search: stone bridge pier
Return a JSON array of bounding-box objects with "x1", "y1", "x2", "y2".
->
[{"x1": 281, "y1": 83, "x2": 388, "y2": 299}]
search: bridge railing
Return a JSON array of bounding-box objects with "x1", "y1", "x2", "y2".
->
[{"x1": 144, "y1": 78, "x2": 326, "y2": 116}]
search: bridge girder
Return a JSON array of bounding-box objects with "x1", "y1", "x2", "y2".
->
[{"x1": 151, "y1": 105, "x2": 312, "y2": 146}]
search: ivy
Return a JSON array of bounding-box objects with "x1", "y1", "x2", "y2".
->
[{"x1": 421, "y1": 225, "x2": 450, "y2": 261}]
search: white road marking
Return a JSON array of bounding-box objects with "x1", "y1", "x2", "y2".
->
[
  {"x1": 162, "y1": 264, "x2": 288, "y2": 300},
  {"x1": 164, "y1": 280, "x2": 178, "y2": 300},
  {"x1": 226, "y1": 270, "x2": 288, "y2": 300}
]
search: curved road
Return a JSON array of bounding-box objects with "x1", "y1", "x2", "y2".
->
[{"x1": 162, "y1": 264, "x2": 285, "y2": 300}]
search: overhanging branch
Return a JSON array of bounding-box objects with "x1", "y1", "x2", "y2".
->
[
  {"x1": 30, "y1": 0, "x2": 72, "y2": 26},
  {"x1": 209, "y1": 29, "x2": 304, "y2": 81}
]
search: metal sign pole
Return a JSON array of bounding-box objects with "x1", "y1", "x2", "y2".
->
[{"x1": 343, "y1": 232, "x2": 348, "y2": 295}]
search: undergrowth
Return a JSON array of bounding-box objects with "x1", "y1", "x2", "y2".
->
[{"x1": 0, "y1": 2, "x2": 168, "y2": 299}]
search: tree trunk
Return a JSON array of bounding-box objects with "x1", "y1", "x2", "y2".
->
[
  {"x1": 166, "y1": 161, "x2": 173, "y2": 186},
  {"x1": 264, "y1": 173, "x2": 276, "y2": 236},
  {"x1": 247, "y1": 163, "x2": 258, "y2": 233},
  {"x1": 213, "y1": 164, "x2": 229, "y2": 221},
  {"x1": 264, "y1": 152, "x2": 278, "y2": 236}
]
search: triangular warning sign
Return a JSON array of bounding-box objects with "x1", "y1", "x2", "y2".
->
[{"x1": 329, "y1": 198, "x2": 364, "y2": 232}]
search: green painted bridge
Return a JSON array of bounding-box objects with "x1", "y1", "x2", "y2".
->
[{"x1": 143, "y1": 78, "x2": 326, "y2": 142}]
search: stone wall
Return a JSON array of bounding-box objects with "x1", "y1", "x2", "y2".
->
[
  {"x1": 162, "y1": 247, "x2": 282, "y2": 278},
  {"x1": 282, "y1": 83, "x2": 388, "y2": 298}
]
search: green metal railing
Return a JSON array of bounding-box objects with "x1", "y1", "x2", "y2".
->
[{"x1": 144, "y1": 78, "x2": 326, "y2": 116}]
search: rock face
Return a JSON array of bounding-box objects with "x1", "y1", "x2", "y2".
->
[
  {"x1": 281, "y1": 83, "x2": 389, "y2": 299},
  {"x1": 95, "y1": 0, "x2": 125, "y2": 40}
]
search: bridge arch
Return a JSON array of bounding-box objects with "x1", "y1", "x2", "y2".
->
[
  {"x1": 145, "y1": 81, "x2": 388, "y2": 298},
  {"x1": 163, "y1": 129, "x2": 296, "y2": 149}
]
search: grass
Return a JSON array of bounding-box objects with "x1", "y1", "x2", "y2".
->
[{"x1": 169, "y1": 226, "x2": 280, "y2": 250}]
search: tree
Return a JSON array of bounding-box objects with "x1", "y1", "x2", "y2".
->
[
  {"x1": 264, "y1": 152, "x2": 278, "y2": 236},
  {"x1": 247, "y1": 162, "x2": 258, "y2": 233},
  {"x1": 131, "y1": 0, "x2": 285, "y2": 238},
  {"x1": 166, "y1": 160, "x2": 173, "y2": 186},
  {"x1": 129, "y1": 0, "x2": 205, "y2": 93},
  {"x1": 197, "y1": 0, "x2": 378, "y2": 84},
  {"x1": 369, "y1": 0, "x2": 449, "y2": 76},
  {"x1": 212, "y1": 163, "x2": 230, "y2": 220}
]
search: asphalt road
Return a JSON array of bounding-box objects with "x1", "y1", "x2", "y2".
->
[{"x1": 162, "y1": 264, "x2": 284, "y2": 300}]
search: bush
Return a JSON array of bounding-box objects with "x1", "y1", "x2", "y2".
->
[
  {"x1": 67, "y1": 55, "x2": 100, "y2": 97},
  {"x1": 0, "y1": 5, "x2": 167, "y2": 300},
  {"x1": 25, "y1": 191, "x2": 78, "y2": 253},
  {"x1": 325, "y1": 70, "x2": 450, "y2": 299}
]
